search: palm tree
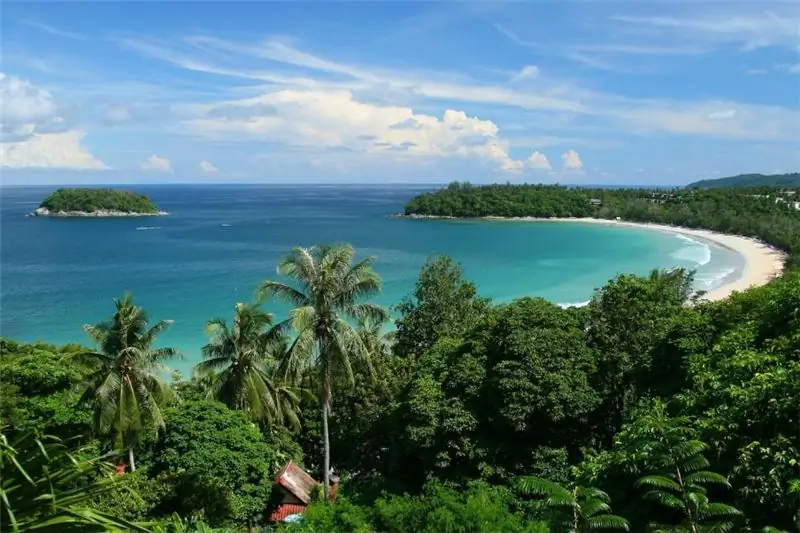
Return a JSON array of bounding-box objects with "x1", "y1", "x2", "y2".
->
[
  {"x1": 517, "y1": 476, "x2": 629, "y2": 533},
  {"x1": 356, "y1": 315, "x2": 395, "y2": 361},
  {"x1": 258, "y1": 244, "x2": 388, "y2": 499},
  {"x1": 635, "y1": 439, "x2": 742, "y2": 533},
  {"x1": 78, "y1": 293, "x2": 180, "y2": 471},
  {"x1": 194, "y1": 301, "x2": 301, "y2": 429},
  {"x1": 1, "y1": 431, "x2": 148, "y2": 532}
]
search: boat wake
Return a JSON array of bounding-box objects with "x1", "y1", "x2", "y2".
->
[{"x1": 136, "y1": 226, "x2": 161, "y2": 231}]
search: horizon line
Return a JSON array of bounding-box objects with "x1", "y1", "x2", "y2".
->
[{"x1": 0, "y1": 181, "x2": 684, "y2": 188}]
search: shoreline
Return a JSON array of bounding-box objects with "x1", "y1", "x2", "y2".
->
[
  {"x1": 396, "y1": 214, "x2": 788, "y2": 302},
  {"x1": 29, "y1": 208, "x2": 169, "y2": 218}
]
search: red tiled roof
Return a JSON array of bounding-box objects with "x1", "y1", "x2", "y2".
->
[
  {"x1": 275, "y1": 461, "x2": 318, "y2": 504},
  {"x1": 270, "y1": 503, "x2": 306, "y2": 522}
]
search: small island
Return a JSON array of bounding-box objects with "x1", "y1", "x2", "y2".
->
[{"x1": 31, "y1": 188, "x2": 167, "y2": 217}]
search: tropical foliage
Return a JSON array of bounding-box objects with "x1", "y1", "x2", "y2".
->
[
  {"x1": 197, "y1": 302, "x2": 300, "y2": 428},
  {"x1": 257, "y1": 244, "x2": 389, "y2": 498},
  {"x1": 77, "y1": 294, "x2": 180, "y2": 471},
  {"x1": 0, "y1": 432, "x2": 147, "y2": 532},
  {"x1": 516, "y1": 477, "x2": 629, "y2": 533},
  {"x1": 2, "y1": 221, "x2": 799, "y2": 531}
]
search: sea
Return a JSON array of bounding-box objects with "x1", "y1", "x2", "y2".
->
[{"x1": 0, "y1": 184, "x2": 744, "y2": 374}]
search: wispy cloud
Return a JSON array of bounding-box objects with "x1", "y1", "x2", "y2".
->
[
  {"x1": 118, "y1": 35, "x2": 589, "y2": 113},
  {"x1": 494, "y1": 23, "x2": 709, "y2": 73},
  {"x1": 609, "y1": 11, "x2": 800, "y2": 51},
  {"x1": 496, "y1": 23, "x2": 709, "y2": 57},
  {"x1": 116, "y1": 32, "x2": 800, "y2": 143},
  {"x1": 22, "y1": 19, "x2": 87, "y2": 41}
]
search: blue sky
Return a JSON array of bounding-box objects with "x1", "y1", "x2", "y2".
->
[{"x1": 1, "y1": 1, "x2": 798, "y2": 185}]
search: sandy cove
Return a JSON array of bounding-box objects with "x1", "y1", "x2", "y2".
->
[{"x1": 400, "y1": 215, "x2": 788, "y2": 302}]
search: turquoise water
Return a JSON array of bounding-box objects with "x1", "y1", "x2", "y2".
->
[{"x1": 0, "y1": 185, "x2": 743, "y2": 374}]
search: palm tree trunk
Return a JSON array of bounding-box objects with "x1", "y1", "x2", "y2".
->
[
  {"x1": 322, "y1": 398, "x2": 331, "y2": 501},
  {"x1": 128, "y1": 447, "x2": 136, "y2": 472}
]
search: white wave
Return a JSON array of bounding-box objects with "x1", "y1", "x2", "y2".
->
[
  {"x1": 695, "y1": 267, "x2": 738, "y2": 290},
  {"x1": 557, "y1": 300, "x2": 590, "y2": 308},
  {"x1": 221, "y1": 223, "x2": 231, "y2": 227},
  {"x1": 670, "y1": 234, "x2": 711, "y2": 266},
  {"x1": 136, "y1": 226, "x2": 161, "y2": 231}
]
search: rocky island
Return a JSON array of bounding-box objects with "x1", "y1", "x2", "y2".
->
[{"x1": 31, "y1": 188, "x2": 168, "y2": 217}]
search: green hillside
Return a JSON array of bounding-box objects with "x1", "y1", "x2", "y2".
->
[{"x1": 687, "y1": 172, "x2": 800, "y2": 189}]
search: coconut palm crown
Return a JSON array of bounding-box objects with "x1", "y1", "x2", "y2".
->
[
  {"x1": 78, "y1": 293, "x2": 180, "y2": 470},
  {"x1": 195, "y1": 301, "x2": 301, "y2": 429},
  {"x1": 257, "y1": 244, "x2": 389, "y2": 499}
]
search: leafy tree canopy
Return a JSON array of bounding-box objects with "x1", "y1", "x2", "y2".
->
[{"x1": 39, "y1": 188, "x2": 159, "y2": 213}]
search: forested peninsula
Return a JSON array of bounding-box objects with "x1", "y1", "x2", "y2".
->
[
  {"x1": 688, "y1": 172, "x2": 800, "y2": 189},
  {"x1": 403, "y1": 182, "x2": 800, "y2": 269},
  {"x1": 32, "y1": 188, "x2": 165, "y2": 217}
]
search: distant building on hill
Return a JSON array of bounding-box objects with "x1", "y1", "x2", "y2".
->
[{"x1": 589, "y1": 198, "x2": 602, "y2": 206}]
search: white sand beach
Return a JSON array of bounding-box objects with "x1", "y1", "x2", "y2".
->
[{"x1": 500, "y1": 217, "x2": 788, "y2": 302}]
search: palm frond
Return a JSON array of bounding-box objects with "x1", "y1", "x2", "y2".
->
[
  {"x1": 636, "y1": 475, "x2": 682, "y2": 492},
  {"x1": 517, "y1": 476, "x2": 572, "y2": 499},
  {"x1": 642, "y1": 491, "x2": 685, "y2": 510},
  {"x1": 684, "y1": 471, "x2": 731, "y2": 487},
  {"x1": 700, "y1": 502, "x2": 743, "y2": 518},
  {"x1": 585, "y1": 514, "x2": 630, "y2": 531},
  {"x1": 257, "y1": 281, "x2": 308, "y2": 307},
  {"x1": 1, "y1": 433, "x2": 150, "y2": 532}
]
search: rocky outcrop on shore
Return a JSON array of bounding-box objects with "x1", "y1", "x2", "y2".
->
[{"x1": 30, "y1": 207, "x2": 169, "y2": 218}]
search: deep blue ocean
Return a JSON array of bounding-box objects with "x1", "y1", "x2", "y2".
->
[{"x1": 0, "y1": 185, "x2": 743, "y2": 374}]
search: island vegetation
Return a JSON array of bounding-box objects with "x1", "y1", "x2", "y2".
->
[
  {"x1": 688, "y1": 172, "x2": 800, "y2": 189},
  {"x1": 403, "y1": 182, "x2": 800, "y2": 269},
  {"x1": 35, "y1": 188, "x2": 162, "y2": 216},
  {"x1": 2, "y1": 238, "x2": 799, "y2": 532}
]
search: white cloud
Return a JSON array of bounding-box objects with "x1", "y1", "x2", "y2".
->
[
  {"x1": 0, "y1": 73, "x2": 63, "y2": 140},
  {"x1": 140, "y1": 154, "x2": 173, "y2": 173},
  {"x1": 511, "y1": 65, "x2": 540, "y2": 82},
  {"x1": 526, "y1": 151, "x2": 552, "y2": 171},
  {"x1": 186, "y1": 89, "x2": 529, "y2": 173},
  {"x1": 708, "y1": 109, "x2": 736, "y2": 120},
  {"x1": 0, "y1": 130, "x2": 108, "y2": 169},
  {"x1": 0, "y1": 73, "x2": 57, "y2": 124},
  {"x1": 121, "y1": 36, "x2": 586, "y2": 114},
  {"x1": 561, "y1": 149, "x2": 583, "y2": 171},
  {"x1": 199, "y1": 160, "x2": 218, "y2": 173},
  {"x1": 121, "y1": 34, "x2": 800, "y2": 143}
]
